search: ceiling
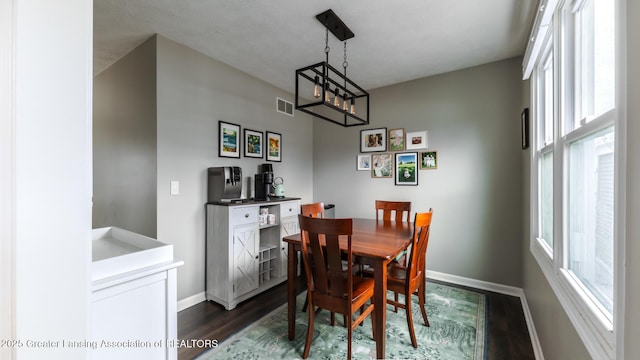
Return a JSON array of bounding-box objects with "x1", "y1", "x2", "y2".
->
[{"x1": 94, "y1": 0, "x2": 538, "y2": 93}]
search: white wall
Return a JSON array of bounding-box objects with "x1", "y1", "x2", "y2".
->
[
  {"x1": 155, "y1": 36, "x2": 314, "y2": 301},
  {"x1": 6, "y1": 1, "x2": 93, "y2": 359},
  {"x1": 313, "y1": 58, "x2": 525, "y2": 287}
]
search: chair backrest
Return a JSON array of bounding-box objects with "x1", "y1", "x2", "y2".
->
[
  {"x1": 406, "y1": 209, "x2": 433, "y2": 282},
  {"x1": 301, "y1": 202, "x2": 325, "y2": 218},
  {"x1": 375, "y1": 200, "x2": 411, "y2": 222},
  {"x1": 298, "y1": 215, "x2": 353, "y2": 301}
]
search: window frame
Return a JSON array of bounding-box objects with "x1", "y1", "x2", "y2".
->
[{"x1": 526, "y1": 0, "x2": 625, "y2": 358}]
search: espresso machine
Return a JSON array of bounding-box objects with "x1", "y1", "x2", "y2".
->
[
  {"x1": 207, "y1": 166, "x2": 242, "y2": 202},
  {"x1": 254, "y1": 164, "x2": 273, "y2": 201}
]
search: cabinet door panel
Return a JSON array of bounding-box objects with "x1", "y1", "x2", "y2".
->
[
  {"x1": 232, "y1": 224, "x2": 259, "y2": 297},
  {"x1": 279, "y1": 217, "x2": 299, "y2": 277}
]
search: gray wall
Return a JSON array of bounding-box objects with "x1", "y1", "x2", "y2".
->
[
  {"x1": 93, "y1": 36, "x2": 158, "y2": 237},
  {"x1": 155, "y1": 36, "x2": 314, "y2": 300},
  {"x1": 313, "y1": 58, "x2": 524, "y2": 287}
]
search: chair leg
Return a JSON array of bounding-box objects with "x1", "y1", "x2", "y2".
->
[
  {"x1": 303, "y1": 300, "x2": 315, "y2": 359},
  {"x1": 418, "y1": 282, "x2": 429, "y2": 327},
  {"x1": 347, "y1": 313, "x2": 353, "y2": 360},
  {"x1": 393, "y1": 292, "x2": 399, "y2": 313},
  {"x1": 405, "y1": 294, "x2": 418, "y2": 348}
]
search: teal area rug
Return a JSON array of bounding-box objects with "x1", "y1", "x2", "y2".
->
[{"x1": 198, "y1": 281, "x2": 487, "y2": 359}]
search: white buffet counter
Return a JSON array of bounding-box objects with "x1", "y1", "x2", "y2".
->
[{"x1": 91, "y1": 227, "x2": 183, "y2": 360}]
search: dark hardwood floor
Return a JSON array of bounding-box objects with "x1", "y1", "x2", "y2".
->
[{"x1": 177, "y1": 277, "x2": 535, "y2": 360}]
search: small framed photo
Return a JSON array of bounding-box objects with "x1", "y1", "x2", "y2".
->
[
  {"x1": 357, "y1": 154, "x2": 371, "y2": 171},
  {"x1": 420, "y1": 151, "x2": 438, "y2": 170},
  {"x1": 395, "y1": 152, "x2": 418, "y2": 185},
  {"x1": 388, "y1": 128, "x2": 405, "y2": 151},
  {"x1": 521, "y1": 108, "x2": 530, "y2": 150},
  {"x1": 219, "y1": 121, "x2": 241, "y2": 158},
  {"x1": 371, "y1": 153, "x2": 393, "y2": 178},
  {"x1": 406, "y1": 131, "x2": 428, "y2": 150},
  {"x1": 360, "y1": 127, "x2": 387, "y2": 152},
  {"x1": 244, "y1": 129, "x2": 263, "y2": 158},
  {"x1": 266, "y1": 131, "x2": 282, "y2": 162}
]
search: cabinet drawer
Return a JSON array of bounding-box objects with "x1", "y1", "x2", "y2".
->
[
  {"x1": 280, "y1": 201, "x2": 300, "y2": 217},
  {"x1": 231, "y1": 206, "x2": 258, "y2": 225}
]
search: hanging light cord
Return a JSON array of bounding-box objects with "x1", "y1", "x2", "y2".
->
[
  {"x1": 343, "y1": 41, "x2": 349, "y2": 107},
  {"x1": 324, "y1": 28, "x2": 330, "y2": 64}
]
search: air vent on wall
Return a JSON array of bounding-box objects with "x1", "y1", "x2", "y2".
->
[{"x1": 276, "y1": 97, "x2": 294, "y2": 117}]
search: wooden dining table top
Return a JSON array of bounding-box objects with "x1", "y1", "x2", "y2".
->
[{"x1": 282, "y1": 218, "x2": 414, "y2": 260}]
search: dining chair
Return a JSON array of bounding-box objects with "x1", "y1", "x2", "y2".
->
[
  {"x1": 300, "y1": 202, "x2": 325, "y2": 218},
  {"x1": 375, "y1": 200, "x2": 411, "y2": 222},
  {"x1": 299, "y1": 202, "x2": 325, "y2": 313},
  {"x1": 387, "y1": 209, "x2": 433, "y2": 348},
  {"x1": 298, "y1": 215, "x2": 375, "y2": 360}
]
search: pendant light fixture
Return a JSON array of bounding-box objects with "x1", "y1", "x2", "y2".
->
[{"x1": 295, "y1": 9, "x2": 369, "y2": 127}]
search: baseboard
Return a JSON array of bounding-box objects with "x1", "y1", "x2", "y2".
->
[
  {"x1": 518, "y1": 292, "x2": 546, "y2": 360},
  {"x1": 178, "y1": 291, "x2": 206, "y2": 312},
  {"x1": 426, "y1": 270, "x2": 545, "y2": 360},
  {"x1": 426, "y1": 270, "x2": 523, "y2": 297}
]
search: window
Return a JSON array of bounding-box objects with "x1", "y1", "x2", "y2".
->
[
  {"x1": 536, "y1": 43, "x2": 555, "y2": 252},
  {"x1": 527, "y1": 0, "x2": 621, "y2": 358}
]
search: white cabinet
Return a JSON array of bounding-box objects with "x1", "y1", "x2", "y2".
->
[
  {"x1": 279, "y1": 201, "x2": 301, "y2": 276},
  {"x1": 231, "y1": 222, "x2": 259, "y2": 297},
  {"x1": 91, "y1": 227, "x2": 183, "y2": 360},
  {"x1": 206, "y1": 198, "x2": 300, "y2": 310}
]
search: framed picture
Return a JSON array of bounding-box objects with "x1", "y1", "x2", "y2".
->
[
  {"x1": 266, "y1": 131, "x2": 282, "y2": 162},
  {"x1": 395, "y1": 152, "x2": 418, "y2": 185},
  {"x1": 244, "y1": 129, "x2": 263, "y2": 158},
  {"x1": 420, "y1": 151, "x2": 438, "y2": 170},
  {"x1": 360, "y1": 127, "x2": 387, "y2": 153},
  {"x1": 388, "y1": 128, "x2": 405, "y2": 151},
  {"x1": 357, "y1": 154, "x2": 371, "y2": 171},
  {"x1": 521, "y1": 108, "x2": 530, "y2": 149},
  {"x1": 371, "y1": 153, "x2": 393, "y2": 178},
  {"x1": 219, "y1": 121, "x2": 241, "y2": 158},
  {"x1": 405, "y1": 131, "x2": 428, "y2": 150}
]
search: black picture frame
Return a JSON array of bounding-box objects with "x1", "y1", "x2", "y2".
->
[
  {"x1": 395, "y1": 152, "x2": 418, "y2": 186},
  {"x1": 243, "y1": 128, "x2": 264, "y2": 158},
  {"x1": 521, "y1": 108, "x2": 530, "y2": 150},
  {"x1": 219, "y1": 121, "x2": 241, "y2": 158},
  {"x1": 266, "y1": 131, "x2": 282, "y2": 162}
]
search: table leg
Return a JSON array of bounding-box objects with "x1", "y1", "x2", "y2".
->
[
  {"x1": 372, "y1": 259, "x2": 387, "y2": 359},
  {"x1": 287, "y1": 242, "x2": 297, "y2": 340}
]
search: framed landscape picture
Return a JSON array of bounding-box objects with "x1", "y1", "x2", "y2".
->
[
  {"x1": 244, "y1": 128, "x2": 263, "y2": 158},
  {"x1": 420, "y1": 151, "x2": 438, "y2": 170},
  {"x1": 395, "y1": 152, "x2": 418, "y2": 185},
  {"x1": 360, "y1": 127, "x2": 387, "y2": 152},
  {"x1": 388, "y1": 128, "x2": 405, "y2": 151},
  {"x1": 406, "y1": 130, "x2": 428, "y2": 150},
  {"x1": 219, "y1": 121, "x2": 241, "y2": 158},
  {"x1": 266, "y1": 131, "x2": 282, "y2": 162},
  {"x1": 371, "y1": 153, "x2": 393, "y2": 178},
  {"x1": 357, "y1": 154, "x2": 371, "y2": 171}
]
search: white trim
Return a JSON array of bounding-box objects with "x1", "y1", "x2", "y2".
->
[
  {"x1": 426, "y1": 270, "x2": 545, "y2": 360},
  {"x1": 178, "y1": 291, "x2": 207, "y2": 312},
  {"x1": 0, "y1": 0, "x2": 16, "y2": 356},
  {"x1": 427, "y1": 270, "x2": 522, "y2": 297},
  {"x1": 519, "y1": 293, "x2": 546, "y2": 360}
]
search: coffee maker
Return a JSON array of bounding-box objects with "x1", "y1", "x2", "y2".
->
[
  {"x1": 254, "y1": 164, "x2": 273, "y2": 201},
  {"x1": 207, "y1": 166, "x2": 242, "y2": 202}
]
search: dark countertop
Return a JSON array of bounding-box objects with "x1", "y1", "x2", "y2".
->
[{"x1": 206, "y1": 197, "x2": 301, "y2": 206}]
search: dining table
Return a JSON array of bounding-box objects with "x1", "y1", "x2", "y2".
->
[{"x1": 283, "y1": 218, "x2": 414, "y2": 359}]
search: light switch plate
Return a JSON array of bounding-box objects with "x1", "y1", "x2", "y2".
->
[{"x1": 170, "y1": 181, "x2": 179, "y2": 195}]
